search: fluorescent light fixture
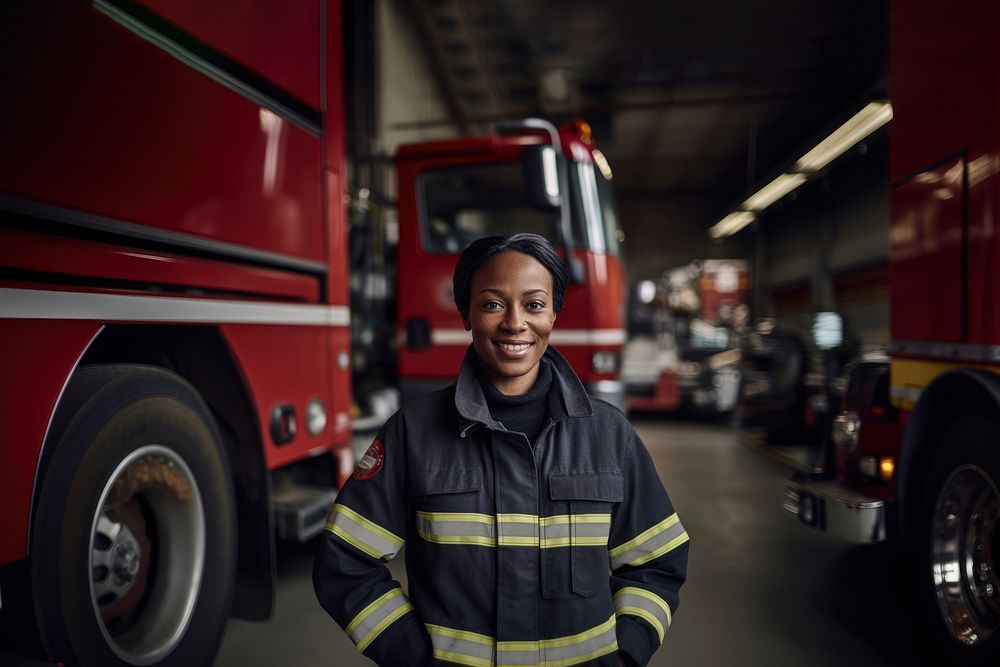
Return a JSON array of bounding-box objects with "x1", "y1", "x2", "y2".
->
[
  {"x1": 794, "y1": 101, "x2": 893, "y2": 173},
  {"x1": 708, "y1": 100, "x2": 893, "y2": 239},
  {"x1": 741, "y1": 173, "x2": 808, "y2": 211},
  {"x1": 709, "y1": 211, "x2": 756, "y2": 238}
]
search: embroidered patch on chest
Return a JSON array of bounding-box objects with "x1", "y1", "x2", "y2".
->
[{"x1": 352, "y1": 439, "x2": 385, "y2": 480}]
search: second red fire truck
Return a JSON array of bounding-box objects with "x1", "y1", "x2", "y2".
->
[{"x1": 783, "y1": 0, "x2": 1000, "y2": 662}]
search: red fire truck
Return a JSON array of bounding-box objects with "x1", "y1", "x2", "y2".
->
[
  {"x1": 0, "y1": 2, "x2": 355, "y2": 665},
  {"x1": 783, "y1": 0, "x2": 1000, "y2": 661},
  {"x1": 393, "y1": 119, "x2": 628, "y2": 412}
]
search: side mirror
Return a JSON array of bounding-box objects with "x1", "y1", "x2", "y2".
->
[{"x1": 522, "y1": 145, "x2": 562, "y2": 210}]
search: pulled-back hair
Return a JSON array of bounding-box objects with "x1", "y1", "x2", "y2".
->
[{"x1": 452, "y1": 233, "x2": 568, "y2": 318}]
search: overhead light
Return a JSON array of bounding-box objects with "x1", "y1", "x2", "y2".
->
[
  {"x1": 741, "y1": 173, "x2": 808, "y2": 211},
  {"x1": 794, "y1": 101, "x2": 893, "y2": 173},
  {"x1": 708, "y1": 100, "x2": 893, "y2": 239},
  {"x1": 709, "y1": 211, "x2": 756, "y2": 238}
]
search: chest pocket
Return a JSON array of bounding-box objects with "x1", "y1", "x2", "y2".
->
[
  {"x1": 542, "y1": 472, "x2": 622, "y2": 599},
  {"x1": 410, "y1": 470, "x2": 485, "y2": 545}
]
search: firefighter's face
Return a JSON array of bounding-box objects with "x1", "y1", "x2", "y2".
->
[{"x1": 464, "y1": 251, "x2": 557, "y2": 395}]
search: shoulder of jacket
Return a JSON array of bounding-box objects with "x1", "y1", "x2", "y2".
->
[
  {"x1": 385, "y1": 385, "x2": 459, "y2": 440},
  {"x1": 587, "y1": 397, "x2": 632, "y2": 426}
]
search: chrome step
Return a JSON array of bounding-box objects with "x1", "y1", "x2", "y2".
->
[{"x1": 271, "y1": 483, "x2": 338, "y2": 542}]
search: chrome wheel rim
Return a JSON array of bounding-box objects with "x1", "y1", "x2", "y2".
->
[
  {"x1": 89, "y1": 445, "x2": 205, "y2": 665},
  {"x1": 931, "y1": 464, "x2": 1000, "y2": 647}
]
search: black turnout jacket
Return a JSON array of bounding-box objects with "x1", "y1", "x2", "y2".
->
[{"x1": 314, "y1": 346, "x2": 689, "y2": 666}]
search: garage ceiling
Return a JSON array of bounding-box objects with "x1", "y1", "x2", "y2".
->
[{"x1": 394, "y1": 0, "x2": 887, "y2": 223}]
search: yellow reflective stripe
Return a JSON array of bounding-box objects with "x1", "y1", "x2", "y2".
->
[
  {"x1": 326, "y1": 523, "x2": 383, "y2": 560},
  {"x1": 434, "y1": 649, "x2": 493, "y2": 667},
  {"x1": 358, "y1": 601, "x2": 414, "y2": 651},
  {"x1": 417, "y1": 511, "x2": 495, "y2": 524},
  {"x1": 425, "y1": 624, "x2": 494, "y2": 645},
  {"x1": 416, "y1": 512, "x2": 611, "y2": 549},
  {"x1": 538, "y1": 514, "x2": 610, "y2": 526},
  {"x1": 345, "y1": 588, "x2": 402, "y2": 634},
  {"x1": 631, "y1": 531, "x2": 689, "y2": 567},
  {"x1": 326, "y1": 504, "x2": 404, "y2": 560},
  {"x1": 497, "y1": 615, "x2": 616, "y2": 651},
  {"x1": 333, "y1": 504, "x2": 404, "y2": 546},
  {"x1": 544, "y1": 642, "x2": 619, "y2": 667},
  {"x1": 429, "y1": 616, "x2": 618, "y2": 667},
  {"x1": 608, "y1": 513, "x2": 679, "y2": 558},
  {"x1": 614, "y1": 587, "x2": 672, "y2": 626},
  {"x1": 614, "y1": 587, "x2": 672, "y2": 643},
  {"x1": 419, "y1": 533, "x2": 497, "y2": 546},
  {"x1": 345, "y1": 589, "x2": 414, "y2": 651}
]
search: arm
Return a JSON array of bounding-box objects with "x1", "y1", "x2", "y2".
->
[
  {"x1": 313, "y1": 426, "x2": 432, "y2": 665},
  {"x1": 609, "y1": 430, "x2": 690, "y2": 666}
]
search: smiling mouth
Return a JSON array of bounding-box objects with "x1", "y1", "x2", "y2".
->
[{"x1": 495, "y1": 341, "x2": 533, "y2": 353}]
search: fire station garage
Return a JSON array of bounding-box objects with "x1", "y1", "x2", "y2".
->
[{"x1": 2, "y1": 1, "x2": 998, "y2": 666}]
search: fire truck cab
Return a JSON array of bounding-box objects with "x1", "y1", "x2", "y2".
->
[{"x1": 394, "y1": 119, "x2": 628, "y2": 412}]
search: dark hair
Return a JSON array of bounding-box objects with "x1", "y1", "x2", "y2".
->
[{"x1": 452, "y1": 233, "x2": 568, "y2": 318}]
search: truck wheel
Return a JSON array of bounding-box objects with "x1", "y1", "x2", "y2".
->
[
  {"x1": 32, "y1": 365, "x2": 236, "y2": 666},
  {"x1": 918, "y1": 415, "x2": 1000, "y2": 663}
]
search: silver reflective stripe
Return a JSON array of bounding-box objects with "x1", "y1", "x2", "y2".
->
[
  {"x1": 346, "y1": 589, "x2": 414, "y2": 651},
  {"x1": 416, "y1": 512, "x2": 497, "y2": 546},
  {"x1": 498, "y1": 615, "x2": 618, "y2": 667},
  {"x1": 609, "y1": 513, "x2": 689, "y2": 570},
  {"x1": 427, "y1": 616, "x2": 618, "y2": 667},
  {"x1": 416, "y1": 512, "x2": 610, "y2": 549},
  {"x1": 613, "y1": 587, "x2": 672, "y2": 643},
  {"x1": 541, "y1": 515, "x2": 612, "y2": 548},
  {"x1": 325, "y1": 504, "x2": 404, "y2": 560},
  {"x1": 498, "y1": 514, "x2": 538, "y2": 546},
  {"x1": 427, "y1": 625, "x2": 495, "y2": 667}
]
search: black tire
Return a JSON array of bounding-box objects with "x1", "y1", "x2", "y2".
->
[
  {"x1": 31, "y1": 365, "x2": 236, "y2": 667},
  {"x1": 913, "y1": 415, "x2": 1000, "y2": 665}
]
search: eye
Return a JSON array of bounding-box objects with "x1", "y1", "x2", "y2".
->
[
  {"x1": 525, "y1": 300, "x2": 546, "y2": 311},
  {"x1": 482, "y1": 300, "x2": 503, "y2": 311}
]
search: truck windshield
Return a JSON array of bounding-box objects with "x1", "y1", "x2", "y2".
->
[
  {"x1": 570, "y1": 161, "x2": 621, "y2": 258},
  {"x1": 417, "y1": 160, "x2": 620, "y2": 256},
  {"x1": 417, "y1": 163, "x2": 559, "y2": 254}
]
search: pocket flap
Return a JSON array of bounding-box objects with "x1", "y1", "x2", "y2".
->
[
  {"x1": 549, "y1": 472, "x2": 623, "y2": 502},
  {"x1": 410, "y1": 469, "x2": 482, "y2": 495}
]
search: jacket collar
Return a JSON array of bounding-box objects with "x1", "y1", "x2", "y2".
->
[{"x1": 454, "y1": 344, "x2": 593, "y2": 435}]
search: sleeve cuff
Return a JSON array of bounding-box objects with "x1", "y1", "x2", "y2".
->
[
  {"x1": 616, "y1": 615, "x2": 660, "y2": 667},
  {"x1": 364, "y1": 610, "x2": 433, "y2": 666}
]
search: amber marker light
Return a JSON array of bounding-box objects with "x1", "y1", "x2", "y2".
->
[{"x1": 879, "y1": 457, "x2": 895, "y2": 481}]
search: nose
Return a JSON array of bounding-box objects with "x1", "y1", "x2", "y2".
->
[{"x1": 501, "y1": 305, "x2": 527, "y2": 332}]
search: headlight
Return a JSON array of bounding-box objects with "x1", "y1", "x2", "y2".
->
[
  {"x1": 591, "y1": 351, "x2": 619, "y2": 374},
  {"x1": 859, "y1": 454, "x2": 894, "y2": 482},
  {"x1": 833, "y1": 410, "x2": 860, "y2": 452}
]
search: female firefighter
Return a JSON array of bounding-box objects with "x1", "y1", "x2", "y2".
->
[{"x1": 314, "y1": 233, "x2": 689, "y2": 666}]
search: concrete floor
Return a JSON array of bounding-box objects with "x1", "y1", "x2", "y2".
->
[{"x1": 216, "y1": 417, "x2": 919, "y2": 666}]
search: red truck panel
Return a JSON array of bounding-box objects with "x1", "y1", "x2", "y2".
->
[
  {"x1": 222, "y1": 324, "x2": 351, "y2": 470},
  {"x1": 0, "y1": 321, "x2": 101, "y2": 565},
  {"x1": 0, "y1": 227, "x2": 319, "y2": 302},
  {"x1": 0, "y1": 2, "x2": 323, "y2": 263},
  {"x1": 139, "y1": 0, "x2": 321, "y2": 109},
  {"x1": 889, "y1": 158, "x2": 964, "y2": 343}
]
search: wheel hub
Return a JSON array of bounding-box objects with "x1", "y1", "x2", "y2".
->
[
  {"x1": 931, "y1": 464, "x2": 1000, "y2": 647},
  {"x1": 112, "y1": 537, "x2": 141, "y2": 584},
  {"x1": 93, "y1": 515, "x2": 143, "y2": 605},
  {"x1": 88, "y1": 445, "x2": 206, "y2": 665}
]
